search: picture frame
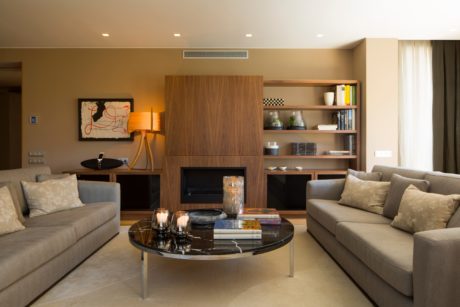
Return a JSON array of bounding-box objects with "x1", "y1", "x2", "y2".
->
[{"x1": 78, "y1": 98, "x2": 134, "y2": 141}]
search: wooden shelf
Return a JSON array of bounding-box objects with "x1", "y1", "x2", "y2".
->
[
  {"x1": 263, "y1": 105, "x2": 357, "y2": 110},
  {"x1": 264, "y1": 129, "x2": 357, "y2": 134},
  {"x1": 264, "y1": 79, "x2": 359, "y2": 87},
  {"x1": 264, "y1": 155, "x2": 357, "y2": 159}
]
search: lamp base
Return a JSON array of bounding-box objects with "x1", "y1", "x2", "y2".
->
[{"x1": 129, "y1": 130, "x2": 154, "y2": 171}]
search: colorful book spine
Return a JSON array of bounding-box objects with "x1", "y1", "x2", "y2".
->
[
  {"x1": 213, "y1": 233, "x2": 262, "y2": 239},
  {"x1": 345, "y1": 85, "x2": 350, "y2": 105}
]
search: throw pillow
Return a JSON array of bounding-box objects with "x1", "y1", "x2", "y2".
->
[
  {"x1": 391, "y1": 185, "x2": 460, "y2": 233},
  {"x1": 0, "y1": 186, "x2": 25, "y2": 236},
  {"x1": 347, "y1": 169, "x2": 383, "y2": 181},
  {"x1": 21, "y1": 174, "x2": 84, "y2": 218},
  {"x1": 0, "y1": 182, "x2": 25, "y2": 223},
  {"x1": 339, "y1": 174, "x2": 391, "y2": 215},
  {"x1": 36, "y1": 173, "x2": 70, "y2": 182},
  {"x1": 383, "y1": 174, "x2": 430, "y2": 219}
]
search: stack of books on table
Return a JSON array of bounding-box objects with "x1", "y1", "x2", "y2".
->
[
  {"x1": 213, "y1": 220, "x2": 262, "y2": 239},
  {"x1": 237, "y1": 208, "x2": 282, "y2": 225}
]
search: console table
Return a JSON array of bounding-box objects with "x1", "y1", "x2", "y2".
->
[{"x1": 66, "y1": 168, "x2": 162, "y2": 218}]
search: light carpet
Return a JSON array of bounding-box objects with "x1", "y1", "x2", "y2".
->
[{"x1": 33, "y1": 225, "x2": 372, "y2": 307}]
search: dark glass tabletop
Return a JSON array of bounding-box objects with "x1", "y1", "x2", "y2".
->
[{"x1": 128, "y1": 218, "x2": 294, "y2": 260}]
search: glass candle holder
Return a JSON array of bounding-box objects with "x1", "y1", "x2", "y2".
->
[
  {"x1": 170, "y1": 211, "x2": 191, "y2": 240},
  {"x1": 152, "y1": 208, "x2": 171, "y2": 235},
  {"x1": 223, "y1": 176, "x2": 244, "y2": 216}
]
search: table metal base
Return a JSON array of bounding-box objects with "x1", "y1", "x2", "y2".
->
[{"x1": 140, "y1": 238, "x2": 295, "y2": 299}]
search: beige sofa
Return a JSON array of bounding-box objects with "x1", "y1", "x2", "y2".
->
[
  {"x1": 306, "y1": 165, "x2": 460, "y2": 307},
  {"x1": 0, "y1": 166, "x2": 120, "y2": 306}
]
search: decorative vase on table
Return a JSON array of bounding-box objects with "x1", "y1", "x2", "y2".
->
[{"x1": 222, "y1": 176, "x2": 244, "y2": 216}]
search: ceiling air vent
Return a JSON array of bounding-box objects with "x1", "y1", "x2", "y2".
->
[{"x1": 183, "y1": 50, "x2": 248, "y2": 59}]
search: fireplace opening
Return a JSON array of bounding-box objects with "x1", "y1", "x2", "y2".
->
[{"x1": 181, "y1": 167, "x2": 246, "y2": 203}]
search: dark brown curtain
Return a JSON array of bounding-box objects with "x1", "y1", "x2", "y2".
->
[{"x1": 432, "y1": 41, "x2": 460, "y2": 173}]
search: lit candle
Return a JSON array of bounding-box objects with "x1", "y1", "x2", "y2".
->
[
  {"x1": 157, "y1": 212, "x2": 168, "y2": 228},
  {"x1": 177, "y1": 215, "x2": 189, "y2": 231}
]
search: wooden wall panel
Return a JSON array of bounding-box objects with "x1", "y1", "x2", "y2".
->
[
  {"x1": 165, "y1": 76, "x2": 263, "y2": 156},
  {"x1": 161, "y1": 156, "x2": 264, "y2": 211}
]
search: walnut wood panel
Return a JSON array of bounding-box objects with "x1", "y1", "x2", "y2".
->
[
  {"x1": 161, "y1": 156, "x2": 264, "y2": 211},
  {"x1": 165, "y1": 75, "x2": 263, "y2": 156}
]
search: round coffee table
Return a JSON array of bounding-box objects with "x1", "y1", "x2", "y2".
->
[{"x1": 129, "y1": 217, "x2": 295, "y2": 299}]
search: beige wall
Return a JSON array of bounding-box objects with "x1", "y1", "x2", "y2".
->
[
  {"x1": 353, "y1": 39, "x2": 399, "y2": 171},
  {"x1": 0, "y1": 49, "x2": 355, "y2": 172}
]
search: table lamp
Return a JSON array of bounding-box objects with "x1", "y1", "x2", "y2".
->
[{"x1": 128, "y1": 110, "x2": 160, "y2": 171}]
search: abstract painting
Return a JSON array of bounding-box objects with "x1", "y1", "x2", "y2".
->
[{"x1": 78, "y1": 98, "x2": 134, "y2": 141}]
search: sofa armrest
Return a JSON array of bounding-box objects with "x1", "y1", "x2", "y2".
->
[
  {"x1": 78, "y1": 180, "x2": 121, "y2": 221},
  {"x1": 413, "y1": 227, "x2": 460, "y2": 307},
  {"x1": 306, "y1": 179, "x2": 345, "y2": 201}
]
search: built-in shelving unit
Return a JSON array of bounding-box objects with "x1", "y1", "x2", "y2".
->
[{"x1": 263, "y1": 79, "x2": 360, "y2": 212}]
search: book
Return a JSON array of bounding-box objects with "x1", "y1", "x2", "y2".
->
[
  {"x1": 213, "y1": 233, "x2": 262, "y2": 240},
  {"x1": 213, "y1": 219, "x2": 262, "y2": 234},
  {"x1": 317, "y1": 124, "x2": 338, "y2": 131},
  {"x1": 237, "y1": 208, "x2": 280, "y2": 219},
  {"x1": 336, "y1": 85, "x2": 345, "y2": 106},
  {"x1": 254, "y1": 218, "x2": 282, "y2": 225},
  {"x1": 345, "y1": 85, "x2": 350, "y2": 105}
]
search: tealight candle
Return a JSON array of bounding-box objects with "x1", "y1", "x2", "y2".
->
[
  {"x1": 157, "y1": 212, "x2": 169, "y2": 228},
  {"x1": 177, "y1": 215, "x2": 189, "y2": 231}
]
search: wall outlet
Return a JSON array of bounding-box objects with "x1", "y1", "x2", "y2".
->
[{"x1": 118, "y1": 157, "x2": 129, "y2": 165}]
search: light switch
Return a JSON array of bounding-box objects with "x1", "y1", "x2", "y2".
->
[{"x1": 375, "y1": 150, "x2": 393, "y2": 158}]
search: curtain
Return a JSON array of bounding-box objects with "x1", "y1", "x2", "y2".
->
[
  {"x1": 432, "y1": 41, "x2": 460, "y2": 173},
  {"x1": 399, "y1": 41, "x2": 433, "y2": 170}
]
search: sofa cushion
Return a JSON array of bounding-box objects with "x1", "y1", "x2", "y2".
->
[
  {"x1": 22, "y1": 174, "x2": 85, "y2": 218},
  {"x1": 425, "y1": 172, "x2": 460, "y2": 228},
  {"x1": 383, "y1": 174, "x2": 430, "y2": 219},
  {"x1": 307, "y1": 199, "x2": 391, "y2": 235},
  {"x1": 0, "y1": 186, "x2": 25, "y2": 236},
  {"x1": 391, "y1": 185, "x2": 460, "y2": 233},
  {"x1": 0, "y1": 226, "x2": 76, "y2": 291},
  {"x1": 0, "y1": 166, "x2": 51, "y2": 214},
  {"x1": 336, "y1": 222, "x2": 414, "y2": 296},
  {"x1": 372, "y1": 165, "x2": 428, "y2": 181},
  {"x1": 0, "y1": 182, "x2": 25, "y2": 224},
  {"x1": 24, "y1": 202, "x2": 116, "y2": 239},
  {"x1": 339, "y1": 175, "x2": 391, "y2": 215},
  {"x1": 347, "y1": 169, "x2": 382, "y2": 181}
]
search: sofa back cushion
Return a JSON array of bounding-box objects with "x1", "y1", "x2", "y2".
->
[
  {"x1": 425, "y1": 172, "x2": 460, "y2": 228},
  {"x1": 0, "y1": 166, "x2": 51, "y2": 214},
  {"x1": 383, "y1": 174, "x2": 430, "y2": 219},
  {"x1": 347, "y1": 169, "x2": 382, "y2": 181},
  {"x1": 372, "y1": 165, "x2": 428, "y2": 181}
]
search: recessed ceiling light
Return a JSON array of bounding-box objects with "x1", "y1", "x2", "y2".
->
[
  {"x1": 101, "y1": 33, "x2": 110, "y2": 37},
  {"x1": 316, "y1": 33, "x2": 324, "y2": 38},
  {"x1": 245, "y1": 33, "x2": 253, "y2": 38},
  {"x1": 173, "y1": 33, "x2": 181, "y2": 37}
]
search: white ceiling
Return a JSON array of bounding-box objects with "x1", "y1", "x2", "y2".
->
[{"x1": 0, "y1": 0, "x2": 459, "y2": 49}]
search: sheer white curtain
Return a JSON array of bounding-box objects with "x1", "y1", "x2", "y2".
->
[{"x1": 399, "y1": 41, "x2": 433, "y2": 170}]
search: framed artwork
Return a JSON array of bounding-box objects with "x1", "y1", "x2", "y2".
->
[{"x1": 78, "y1": 98, "x2": 134, "y2": 141}]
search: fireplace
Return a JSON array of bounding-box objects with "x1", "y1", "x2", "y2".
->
[{"x1": 181, "y1": 167, "x2": 246, "y2": 203}]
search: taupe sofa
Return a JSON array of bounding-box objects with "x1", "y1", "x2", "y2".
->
[
  {"x1": 306, "y1": 165, "x2": 460, "y2": 307},
  {"x1": 0, "y1": 166, "x2": 120, "y2": 306}
]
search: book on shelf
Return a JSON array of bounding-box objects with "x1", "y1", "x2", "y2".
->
[
  {"x1": 316, "y1": 124, "x2": 338, "y2": 131},
  {"x1": 213, "y1": 219, "x2": 262, "y2": 234},
  {"x1": 213, "y1": 233, "x2": 262, "y2": 240},
  {"x1": 332, "y1": 110, "x2": 356, "y2": 130},
  {"x1": 335, "y1": 84, "x2": 357, "y2": 106}
]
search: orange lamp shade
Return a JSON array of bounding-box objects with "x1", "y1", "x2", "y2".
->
[{"x1": 128, "y1": 111, "x2": 160, "y2": 133}]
